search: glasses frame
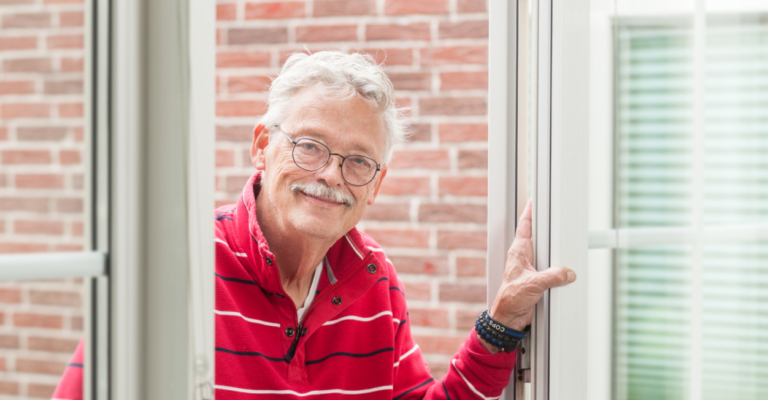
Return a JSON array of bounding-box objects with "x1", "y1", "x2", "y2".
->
[{"x1": 274, "y1": 125, "x2": 382, "y2": 186}]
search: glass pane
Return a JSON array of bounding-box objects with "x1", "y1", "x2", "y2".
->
[{"x1": 0, "y1": 0, "x2": 89, "y2": 397}]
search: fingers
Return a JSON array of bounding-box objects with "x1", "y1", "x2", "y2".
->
[
  {"x1": 536, "y1": 266, "x2": 576, "y2": 289},
  {"x1": 515, "y1": 199, "x2": 533, "y2": 241}
]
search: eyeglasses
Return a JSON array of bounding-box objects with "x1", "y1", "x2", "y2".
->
[{"x1": 274, "y1": 125, "x2": 382, "y2": 186}]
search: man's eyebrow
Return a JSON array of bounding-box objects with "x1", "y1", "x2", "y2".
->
[{"x1": 295, "y1": 129, "x2": 378, "y2": 158}]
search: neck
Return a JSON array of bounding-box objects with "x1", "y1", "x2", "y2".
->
[{"x1": 256, "y1": 184, "x2": 335, "y2": 310}]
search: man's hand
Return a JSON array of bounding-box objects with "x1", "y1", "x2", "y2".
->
[{"x1": 479, "y1": 199, "x2": 577, "y2": 354}]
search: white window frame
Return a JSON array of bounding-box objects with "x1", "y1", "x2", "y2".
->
[
  {"x1": 488, "y1": 0, "x2": 590, "y2": 399},
  {"x1": 0, "y1": 0, "x2": 215, "y2": 398}
]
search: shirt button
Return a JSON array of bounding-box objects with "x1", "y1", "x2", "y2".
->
[
  {"x1": 266, "y1": 257, "x2": 273, "y2": 266},
  {"x1": 366, "y1": 264, "x2": 377, "y2": 273},
  {"x1": 332, "y1": 296, "x2": 342, "y2": 305},
  {"x1": 285, "y1": 327, "x2": 294, "y2": 337}
]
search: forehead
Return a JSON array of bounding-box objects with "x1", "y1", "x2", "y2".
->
[{"x1": 281, "y1": 87, "x2": 386, "y2": 157}]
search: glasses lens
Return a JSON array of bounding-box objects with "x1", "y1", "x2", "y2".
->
[
  {"x1": 293, "y1": 138, "x2": 329, "y2": 170},
  {"x1": 342, "y1": 155, "x2": 377, "y2": 185}
]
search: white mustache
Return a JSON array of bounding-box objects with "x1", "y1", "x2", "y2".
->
[{"x1": 291, "y1": 181, "x2": 356, "y2": 207}]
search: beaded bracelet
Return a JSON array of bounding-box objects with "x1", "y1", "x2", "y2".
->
[{"x1": 474, "y1": 310, "x2": 530, "y2": 352}]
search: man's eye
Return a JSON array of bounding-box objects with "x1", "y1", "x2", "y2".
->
[
  {"x1": 351, "y1": 157, "x2": 371, "y2": 168},
  {"x1": 301, "y1": 142, "x2": 318, "y2": 151}
]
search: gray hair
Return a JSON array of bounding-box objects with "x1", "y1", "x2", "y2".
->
[{"x1": 259, "y1": 51, "x2": 407, "y2": 164}]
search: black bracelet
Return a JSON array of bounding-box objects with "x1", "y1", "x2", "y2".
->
[{"x1": 475, "y1": 310, "x2": 529, "y2": 352}]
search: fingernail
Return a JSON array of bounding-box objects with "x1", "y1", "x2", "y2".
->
[{"x1": 567, "y1": 270, "x2": 577, "y2": 283}]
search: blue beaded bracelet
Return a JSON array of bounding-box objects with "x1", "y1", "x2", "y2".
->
[{"x1": 474, "y1": 310, "x2": 530, "y2": 352}]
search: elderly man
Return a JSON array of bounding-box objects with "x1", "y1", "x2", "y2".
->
[{"x1": 54, "y1": 51, "x2": 575, "y2": 399}]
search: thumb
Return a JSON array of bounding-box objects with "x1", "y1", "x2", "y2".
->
[{"x1": 536, "y1": 266, "x2": 576, "y2": 289}]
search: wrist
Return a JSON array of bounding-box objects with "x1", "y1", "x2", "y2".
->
[
  {"x1": 476, "y1": 332, "x2": 501, "y2": 354},
  {"x1": 488, "y1": 307, "x2": 529, "y2": 331}
]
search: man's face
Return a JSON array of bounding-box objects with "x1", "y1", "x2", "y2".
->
[{"x1": 252, "y1": 86, "x2": 388, "y2": 242}]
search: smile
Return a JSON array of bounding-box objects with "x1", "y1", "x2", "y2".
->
[{"x1": 300, "y1": 191, "x2": 346, "y2": 208}]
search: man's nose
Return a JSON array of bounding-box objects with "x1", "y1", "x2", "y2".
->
[{"x1": 316, "y1": 154, "x2": 345, "y2": 186}]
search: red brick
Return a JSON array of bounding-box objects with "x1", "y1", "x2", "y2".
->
[
  {"x1": 58, "y1": 102, "x2": 83, "y2": 118},
  {"x1": 440, "y1": 71, "x2": 488, "y2": 90},
  {"x1": 457, "y1": 307, "x2": 486, "y2": 329},
  {"x1": 0, "y1": 243, "x2": 47, "y2": 253},
  {"x1": 71, "y1": 315, "x2": 83, "y2": 330},
  {"x1": 56, "y1": 198, "x2": 82, "y2": 213},
  {"x1": 421, "y1": 45, "x2": 487, "y2": 65},
  {"x1": 16, "y1": 358, "x2": 67, "y2": 375},
  {"x1": 27, "y1": 336, "x2": 80, "y2": 353},
  {"x1": 72, "y1": 221, "x2": 83, "y2": 236},
  {"x1": 73, "y1": 173, "x2": 84, "y2": 189},
  {"x1": 55, "y1": 244, "x2": 83, "y2": 252},
  {"x1": 217, "y1": 3, "x2": 236, "y2": 20},
  {"x1": 217, "y1": 125, "x2": 253, "y2": 142},
  {"x1": 1, "y1": 103, "x2": 49, "y2": 118},
  {"x1": 0, "y1": 380, "x2": 18, "y2": 395},
  {"x1": 228, "y1": 28, "x2": 288, "y2": 45},
  {"x1": 216, "y1": 100, "x2": 267, "y2": 117},
  {"x1": 378, "y1": 176, "x2": 430, "y2": 195},
  {"x1": 15, "y1": 174, "x2": 64, "y2": 189},
  {"x1": 13, "y1": 313, "x2": 63, "y2": 329},
  {"x1": 216, "y1": 198, "x2": 238, "y2": 208},
  {"x1": 362, "y1": 203, "x2": 410, "y2": 221},
  {"x1": 60, "y1": 11, "x2": 84, "y2": 26},
  {"x1": 0, "y1": 36, "x2": 36, "y2": 51},
  {"x1": 385, "y1": 0, "x2": 447, "y2": 15},
  {"x1": 439, "y1": 283, "x2": 486, "y2": 303},
  {"x1": 458, "y1": 149, "x2": 487, "y2": 168},
  {"x1": 17, "y1": 126, "x2": 67, "y2": 141},
  {"x1": 439, "y1": 20, "x2": 488, "y2": 39},
  {"x1": 390, "y1": 150, "x2": 449, "y2": 169},
  {"x1": 403, "y1": 281, "x2": 430, "y2": 301},
  {"x1": 413, "y1": 335, "x2": 465, "y2": 355},
  {"x1": 388, "y1": 255, "x2": 448, "y2": 275},
  {"x1": 47, "y1": 34, "x2": 83, "y2": 49},
  {"x1": 3, "y1": 58, "x2": 51, "y2": 72},
  {"x1": 1, "y1": 150, "x2": 50, "y2": 164},
  {"x1": 314, "y1": 0, "x2": 374, "y2": 16},
  {"x1": 419, "y1": 204, "x2": 486, "y2": 223},
  {"x1": 224, "y1": 175, "x2": 250, "y2": 192},
  {"x1": 44, "y1": 80, "x2": 83, "y2": 94},
  {"x1": 457, "y1": 256, "x2": 485, "y2": 277},
  {"x1": 439, "y1": 176, "x2": 487, "y2": 196},
  {"x1": 30, "y1": 290, "x2": 80, "y2": 307},
  {"x1": 437, "y1": 230, "x2": 486, "y2": 250},
  {"x1": 0, "y1": 334, "x2": 19, "y2": 349},
  {"x1": 388, "y1": 72, "x2": 431, "y2": 91},
  {"x1": 2, "y1": 13, "x2": 50, "y2": 29},
  {"x1": 366, "y1": 23, "x2": 430, "y2": 41},
  {"x1": 0, "y1": 80, "x2": 34, "y2": 94},
  {"x1": 217, "y1": 51, "x2": 271, "y2": 68},
  {"x1": 409, "y1": 308, "x2": 449, "y2": 328},
  {"x1": 0, "y1": 198, "x2": 39, "y2": 214},
  {"x1": 14, "y1": 220, "x2": 64, "y2": 235},
  {"x1": 227, "y1": 75, "x2": 272, "y2": 93},
  {"x1": 296, "y1": 25, "x2": 357, "y2": 43},
  {"x1": 439, "y1": 123, "x2": 487, "y2": 142},
  {"x1": 0, "y1": 127, "x2": 6, "y2": 140},
  {"x1": 73, "y1": 126, "x2": 84, "y2": 141},
  {"x1": 458, "y1": 0, "x2": 486, "y2": 13},
  {"x1": 360, "y1": 48, "x2": 412, "y2": 66},
  {"x1": 364, "y1": 229, "x2": 429, "y2": 248},
  {"x1": 246, "y1": 2, "x2": 305, "y2": 19},
  {"x1": 60, "y1": 149, "x2": 80, "y2": 164},
  {"x1": 409, "y1": 123, "x2": 431, "y2": 142},
  {"x1": 420, "y1": 97, "x2": 486, "y2": 116},
  {"x1": 45, "y1": 0, "x2": 83, "y2": 3},
  {"x1": 216, "y1": 149, "x2": 234, "y2": 167},
  {"x1": 27, "y1": 383, "x2": 57, "y2": 398},
  {"x1": 0, "y1": 288, "x2": 21, "y2": 303},
  {"x1": 60, "y1": 57, "x2": 82, "y2": 72}
]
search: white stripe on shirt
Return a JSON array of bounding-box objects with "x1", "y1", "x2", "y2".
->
[
  {"x1": 215, "y1": 310, "x2": 280, "y2": 327},
  {"x1": 322, "y1": 311, "x2": 393, "y2": 326},
  {"x1": 393, "y1": 344, "x2": 419, "y2": 367},
  {"x1": 451, "y1": 359, "x2": 501, "y2": 399},
  {"x1": 214, "y1": 384, "x2": 394, "y2": 396},
  {"x1": 345, "y1": 234, "x2": 363, "y2": 259},
  {"x1": 215, "y1": 238, "x2": 247, "y2": 257}
]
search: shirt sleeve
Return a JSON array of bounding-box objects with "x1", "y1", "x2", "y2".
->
[
  {"x1": 51, "y1": 337, "x2": 84, "y2": 400},
  {"x1": 392, "y1": 308, "x2": 517, "y2": 399}
]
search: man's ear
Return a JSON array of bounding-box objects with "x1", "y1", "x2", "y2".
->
[
  {"x1": 366, "y1": 166, "x2": 388, "y2": 206},
  {"x1": 250, "y1": 124, "x2": 268, "y2": 170}
]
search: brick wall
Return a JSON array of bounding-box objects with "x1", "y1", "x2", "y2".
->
[
  {"x1": 215, "y1": 0, "x2": 489, "y2": 378},
  {"x1": 0, "y1": 0, "x2": 85, "y2": 398}
]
